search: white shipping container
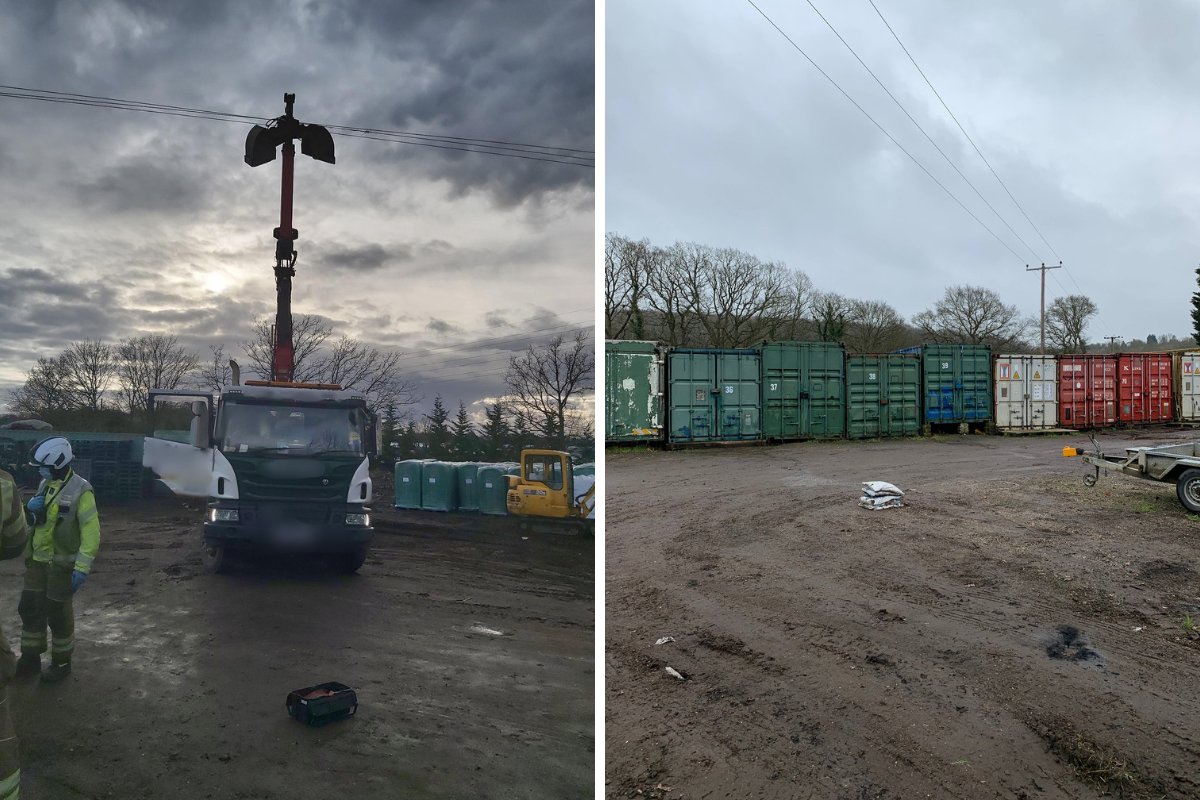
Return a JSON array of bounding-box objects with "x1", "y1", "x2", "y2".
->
[
  {"x1": 1177, "y1": 352, "x2": 1200, "y2": 421},
  {"x1": 994, "y1": 354, "x2": 1058, "y2": 430}
]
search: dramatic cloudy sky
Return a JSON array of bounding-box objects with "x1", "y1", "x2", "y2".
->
[
  {"x1": 607, "y1": 1, "x2": 1200, "y2": 344},
  {"x1": 0, "y1": 0, "x2": 594, "y2": 420}
]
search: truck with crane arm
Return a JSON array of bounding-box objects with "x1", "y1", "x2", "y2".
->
[{"x1": 153, "y1": 94, "x2": 377, "y2": 573}]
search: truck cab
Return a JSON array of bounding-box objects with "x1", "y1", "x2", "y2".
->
[{"x1": 154, "y1": 382, "x2": 375, "y2": 573}]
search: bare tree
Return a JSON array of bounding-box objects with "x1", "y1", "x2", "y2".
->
[
  {"x1": 9, "y1": 356, "x2": 78, "y2": 415},
  {"x1": 811, "y1": 292, "x2": 854, "y2": 342},
  {"x1": 243, "y1": 314, "x2": 333, "y2": 381},
  {"x1": 116, "y1": 334, "x2": 200, "y2": 413},
  {"x1": 319, "y1": 336, "x2": 417, "y2": 415},
  {"x1": 57, "y1": 340, "x2": 115, "y2": 411},
  {"x1": 505, "y1": 330, "x2": 594, "y2": 446},
  {"x1": 766, "y1": 268, "x2": 815, "y2": 341},
  {"x1": 645, "y1": 243, "x2": 700, "y2": 346},
  {"x1": 674, "y1": 243, "x2": 792, "y2": 347},
  {"x1": 604, "y1": 233, "x2": 656, "y2": 340},
  {"x1": 196, "y1": 344, "x2": 233, "y2": 391},
  {"x1": 1046, "y1": 295, "x2": 1098, "y2": 353},
  {"x1": 845, "y1": 299, "x2": 905, "y2": 354},
  {"x1": 913, "y1": 285, "x2": 1032, "y2": 347}
]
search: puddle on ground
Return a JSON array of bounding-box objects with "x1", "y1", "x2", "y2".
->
[{"x1": 1045, "y1": 625, "x2": 1103, "y2": 666}]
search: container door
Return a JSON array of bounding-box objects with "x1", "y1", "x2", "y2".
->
[
  {"x1": 808, "y1": 345, "x2": 845, "y2": 439},
  {"x1": 924, "y1": 348, "x2": 956, "y2": 422},
  {"x1": 1027, "y1": 356, "x2": 1057, "y2": 429},
  {"x1": 1181, "y1": 354, "x2": 1200, "y2": 420},
  {"x1": 961, "y1": 346, "x2": 992, "y2": 423},
  {"x1": 994, "y1": 356, "x2": 1022, "y2": 429},
  {"x1": 889, "y1": 355, "x2": 921, "y2": 436},
  {"x1": 847, "y1": 356, "x2": 881, "y2": 439},
  {"x1": 668, "y1": 351, "x2": 716, "y2": 442},
  {"x1": 716, "y1": 352, "x2": 760, "y2": 440},
  {"x1": 1148, "y1": 354, "x2": 1172, "y2": 422}
]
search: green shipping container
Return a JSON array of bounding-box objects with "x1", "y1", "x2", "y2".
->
[
  {"x1": 394, "y1": 459, "x2": 429, "y2": 509},
  {"x1": 760, "y1": 342, "x2": 845, "y2": 440},
  {"x1": 667, "y1": 349, "x2": 761, "y2": 444},
  {"x1": 911, "y1": 344, "x2": 993, "y2": 425},
  {"x1": 421, "y1": 462, "x2": 458, "y2": 511},
  {"x1": 455, "y1": 462, "x2": 485, "y2": 511},
  {"x1": 477, "y1": 462, "x2": 519, "y2": 516},
  {"x1": 846, "y1": 355, "x2": 922, "y2": 439},
  {"x1": 605, "y1": 340, "x2": 663, "y2": 443}
]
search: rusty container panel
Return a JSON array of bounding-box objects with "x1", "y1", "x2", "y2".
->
[
  {"x1": 604, "y1": 340, "x2": 664, "y2": 443},
  {"x1": 1057, "y1": 354, "x2": 1117, "y2": 428},
  {"x1": 1176, "y1": 352, "x2": 1200, "y2": 421},
  {"x1": 994, "y1": 354, "x2": 1058, "y2": 430},
  {"x1": 1117, "y1": 353, "x2": 1173, "y2": 424}
]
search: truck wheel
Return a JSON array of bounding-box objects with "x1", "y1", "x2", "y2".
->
[
  {"x1": 201, "y1": 542, "x2": 230, "y2": 574},
  {"x1": 1177, "y1": 469, "x2": 1200, "y2": 513},
  {"x1": 338, "y1": 545, "x2": 369, "y2": 574}
]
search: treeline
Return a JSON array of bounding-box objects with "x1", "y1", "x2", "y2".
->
[
  {"x1": 6, "y1": 317, "x2": 416, "y2": 432},
  {"x1": 381, "y1": 396, "x2": 593, "y2": 463},
  {"x1": 606, "y1": 233, "x2": 1192, "y2": 354}
]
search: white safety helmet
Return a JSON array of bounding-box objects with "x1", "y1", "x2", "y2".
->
[{"x1": 29, "y1": 436, "x2": 74, "y2": 470}]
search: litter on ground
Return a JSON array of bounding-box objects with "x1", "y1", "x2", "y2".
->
[{"x1": 860, "y1": 481, "x2": 905, "y2": 510}]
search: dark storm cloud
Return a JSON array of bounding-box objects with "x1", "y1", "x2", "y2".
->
[
  {"x1": 319, "y1": 243, "x2": 400, "y2": 272},
  {"x1": 1, "y1": 268, "x2": 91, "y2": 301},
  {"x1": 484, "y1": 310, "x2": 511, "y2": 329},
  {"x1": 79, "y1": 160, "x2": 209, "y2": 215},
  {"x1": 426, "y1": 318, "x2": 459, "y2": 335}
]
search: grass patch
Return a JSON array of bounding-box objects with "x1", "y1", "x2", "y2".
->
[
  {"x1": 1183, "y1": 615, "x2": 1197, "y2": 632},
  {"x1": 1028, "y1": 715, "x2": 1166, "y2": 800}
]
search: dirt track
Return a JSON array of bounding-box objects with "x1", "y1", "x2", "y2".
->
[
  {"x1": 0, "y1": 498, "x2": 594, "y2": 799},
  {"x1": 606, "y1": 431, "x2": 1200, "y2": 800}
]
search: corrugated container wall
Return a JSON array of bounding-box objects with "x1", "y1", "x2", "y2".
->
[
  {"x1": 846, "y1": 354, "x2": 921, "y2": 439},
  {"x1": 760, "y1": 342, "x2": 845, "y2": 440},
  {"x1": 917, "y1": 344, "x2": 993, "y2": 426},
  {"x1": 667, "y1": 349, "x2": 761, "y2": 444},
  {"x1": 1117, "y1": 353, "x2": 1173, "y2": 424},
  {"x1": 604, "y1": 340, "x2": 663, "y2": 443},
  {"x1": 1176, "y1": 352, "x2": 1200, "y2": 421},
  {"x1": 993, "y1": 354, "x2": 1058, "y2": 430},
  {"x1": 1058, "y1": 354, "x2": 1117, "y2": 428}
]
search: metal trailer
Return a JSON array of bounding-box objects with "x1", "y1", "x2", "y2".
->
[{"x1": 1071, "y1": 438, "x2": 1200, "y2": 512}]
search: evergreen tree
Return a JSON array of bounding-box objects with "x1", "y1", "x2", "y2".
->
[
  {"x1": 510, "y1": 409, "x2": 532, "y2": 452},
  {"x1": 481, "y1": 401, "x2": 510, "y2": 460},
  {"x1": 401, "y1": 420, "x2": 420, "y2": 458},
  {"x1": 380, "y1": 401, "x2": 400, "y2": 462},
  {"x1": 424, "y1": 395, "x2": 451, "y2": 459},
  {"x1": 1192, "y1": 266, "x2": 1200, "y2": 344},
  {"x1": 451, "y1": 400, "x2": 476, "y2": 459}
]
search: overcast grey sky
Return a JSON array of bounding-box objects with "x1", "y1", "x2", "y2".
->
[
  {"x1": 0, "y1": 0, "x2": 594, "y2": 420},
  {"x1": 606, "y1": 1, "x2": 1200, "y2": 345}
]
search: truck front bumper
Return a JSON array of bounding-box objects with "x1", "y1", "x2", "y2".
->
[{"x1": 204, "y1": 501, "x2": 373, "y2": 553}]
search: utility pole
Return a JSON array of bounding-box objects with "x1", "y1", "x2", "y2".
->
[
  {"x1": 1103, "y1": 335, "x2": 1123, "y2": 352},
  {"x1": 1026, "y1": 261, "x2": 1062, "y2": 354}
]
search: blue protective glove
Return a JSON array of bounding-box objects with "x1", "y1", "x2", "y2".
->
[
  {"x1": 26, "y1": 496, "x2": 45, "y2": 513},
  {"x1": 71, "y1": 570, "x2": 87, "y2": 594}
]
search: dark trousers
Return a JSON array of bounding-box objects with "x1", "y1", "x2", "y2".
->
[{"x1": 18, "y1": 560, "x2": 74, "y2": 664}]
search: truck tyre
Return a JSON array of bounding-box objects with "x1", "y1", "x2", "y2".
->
[
  {"x1": 338, "y1": 545, "x2": 369, "y2": 574},
  {"x1": 201, "y1": 542, "x2": 230, "y2": 574},
  {"x1": 1176, "y1": 469, "x2": 1200, "y2": 513}
]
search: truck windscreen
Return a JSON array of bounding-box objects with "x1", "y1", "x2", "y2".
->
[{"x1": 217, "y1": 403, "x2": 365, "y2": 456}]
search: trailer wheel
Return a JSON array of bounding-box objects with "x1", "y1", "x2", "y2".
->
[
  {"x1": 201, "y1": 542, "x2": 230, "y2": 574},
  {"x1": 1176, "y1": 469, "x2": 1200, "y2": 513},
  {"x1": 1083, "y1": 474, "x2": 1097, "y2": 487}
]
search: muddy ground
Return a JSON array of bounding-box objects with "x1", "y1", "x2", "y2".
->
[
  {"x1": 606, "y1": 430, "x2": 1200, "y2": 800},
  {"x1": 0, "y1": 495, "x2": 594, "y2": 799}
]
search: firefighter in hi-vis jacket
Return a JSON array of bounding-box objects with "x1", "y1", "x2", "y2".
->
[{"x1": 15, "y1": 436, "x2": 101, "y2": 684}]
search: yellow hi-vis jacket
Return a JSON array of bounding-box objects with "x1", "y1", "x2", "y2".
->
[
  {"x1": 28, "y1": 470, "x2": 100, "y2": 574},
  {"x1": 0, "y1": 469, "x2": 29, "y2": 561}
]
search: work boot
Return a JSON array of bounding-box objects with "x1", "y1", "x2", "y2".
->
[
  {"x1": 39, "y1": 662, "x2": 71, "y2": 683},
  {"x1": 14, "y1": 653, "x2": 40, "y2": 678}
]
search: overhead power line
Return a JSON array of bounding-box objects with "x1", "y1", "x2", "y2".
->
[
  {"x1": 865, "y1": 1, "x2": 1062, "y2": 264},
  {"x1": 804, "y1": 0, "x2": 1040, "y2": 262},
  {"x1": 0, "y1": 85, "x2": 593, "y2": 168},
  {"x1": 743, "y1": 0, "x2": 1026, "y2": 263}
]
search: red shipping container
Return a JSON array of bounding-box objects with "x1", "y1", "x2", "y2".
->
[
  {"x1": 1117, "y1": 353, "x2": 1173, "y2": 423},
  {"x1": 1058, "y1": 354, "x2": 1117, "y2": 428}
]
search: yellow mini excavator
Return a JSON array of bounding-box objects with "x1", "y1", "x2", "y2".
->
[{"x1": 506, "y1": 449, "x2": 595, "y2": 533}]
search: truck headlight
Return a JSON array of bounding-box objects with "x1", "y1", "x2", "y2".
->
[
  {"x1": 209, "y1": 508, "x2": 239, "y2": 523},
  {"x1": 345, "y1": 513, "x2": 370, "y2": 526}
]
